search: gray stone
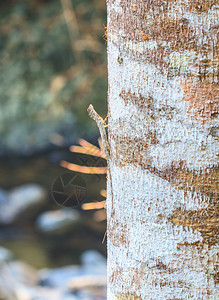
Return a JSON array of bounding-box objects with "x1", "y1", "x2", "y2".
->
[
  {"x1": 7, "y1": 261, "x2": 38, "y2": 286},
  {"x1": 67, "y1": 274, "x2": 107, "y2": 289},
  {"x1": 36, "y1": 208, "x2": 80, "y2": 235},
  {"x1": 81, "y1": 250, "x2": 107, "y2": 274},
  {"x1": 0, "y1": 189, "x2": 9, "y2": 204},
  {"x1": 0, "y1": 184, "x2": 47, "y2": 224},
  {"x1": 0, "y1": 246, "x2": 13, "y2": 262},
  {"x1": 38, "y1": 265, "x2": 81, "y2": 288},
  {"x1": 38, "y1": 251, "x2": 106, "y2": 290}
]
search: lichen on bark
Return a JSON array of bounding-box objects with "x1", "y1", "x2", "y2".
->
[
  {"x1": 107, "y1": 0, "x2": 219, "y2": 298},
  {"x1": 116, "y1": 293, "x2": 142, "y2": 300}
]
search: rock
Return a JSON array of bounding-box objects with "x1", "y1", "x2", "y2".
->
[
  {"x1": 0, "y1": 260, "x2": 80, "y2": 300},
  {"x1": 36, "y1": 208, "x2": 81, "y2": 235},
  {"x1": 73, "y1": 288, "x2": 106, "y2": 300},
  {"x1": 66, "y1": 250, "x2": 107, "y2": 297},
  {"x1": 0, "y1": 188, "x2": 9, "y2": 204},
  {"x1": 0, "y1": 250, "x2": 107, "y2": 300},
  {"x1": 0, "y1": 184, "x2": 47, "y2": 224},
  {"x1": 33, "y1": 288, "x2": 79, "y2": 300},
  {"x1": 0, "y1": 268, "x2": 18, "y2": 300},
  {"x1": 17, "y1": 285, "x2": 75, "y2": 300},
  {"x1": 0, "y1": 246, "x2": 13, "y2": 261},
  {"x1": 38, "y1": 265, "x2": 81, "y2": 288},
  {"x1": 81, "y1": 250, "x2": 107, "y2": 274},
  {"x1": 0, "y1": 260, "x2": 38, "y2": 300},
  {"x1": 0, "y1": 252, "x2": 107, "y2": 300},
  {"x1": 7, "y1": 261, "x2": 38, "y2": 286},
  {"x1": 67, "y1": 274, "x2": 107, "y2": 289},
  {"x1": 39, "y1": 268, "x2": 107, "y2": 299},
  {"x1": 38, "y1": 250, "x2": 106, "y2": 296}
]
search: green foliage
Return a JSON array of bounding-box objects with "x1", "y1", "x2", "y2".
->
[{"x1": 0, "y1": 0, "x2": 107, "y2": 152}]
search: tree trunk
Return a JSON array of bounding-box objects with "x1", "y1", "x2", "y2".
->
[{"x1": 106, "y1": 0, "x2": 218, "y2": 299}]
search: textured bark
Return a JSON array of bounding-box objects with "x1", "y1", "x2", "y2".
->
[{"x1": 106, "y1": 0, "x2": 218, "y2": 299}]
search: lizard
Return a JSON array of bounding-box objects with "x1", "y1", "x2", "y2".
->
[{"x1": 87, "y1": 104, "x2": 114, "y2": 243}]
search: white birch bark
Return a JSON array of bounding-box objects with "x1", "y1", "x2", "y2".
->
[{"x1": 106, "y1": 0, "x2": 219, "y2": 299}]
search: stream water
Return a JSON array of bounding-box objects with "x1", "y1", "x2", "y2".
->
[{"x1": 0, "y1": 149, "x2": 107, "y2": 269}]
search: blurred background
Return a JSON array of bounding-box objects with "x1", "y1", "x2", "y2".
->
[{"x1": 0, "y1": 0, "x2": 108, "y2": 299}]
